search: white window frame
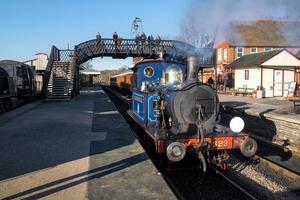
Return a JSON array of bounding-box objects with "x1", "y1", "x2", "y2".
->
[
  {"x1": 217, "y1": 48, "x2": 222, "y2": 62},
  {"x1": 236, "y1": 47, "x2": 244, "y2": 59},
  {"x1": 264, "y1": 47, "x2": 273, "y2": 52},
  {"x1": 250, "y1": 47, "x2": 257, "y2": 54},
  {"x1": 223, "y1": 48, "x2": 228, "y2": 61}
]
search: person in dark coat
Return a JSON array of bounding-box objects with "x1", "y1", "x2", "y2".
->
[
  {"x1": 140, "y1": 32, "x2": 146, "y2": 46},
  {"x1": 155, "y1": 35, "x2": 161, "y2": 44},
  {"x1": 113, "y1": 32, "x2": 119, "y2": 49},
  {"x1": 148, "y1": 34, "x2": 154, "y2": 48},
  {"x1": 207, "y1": 77, "x2": 214, "y2": 85},
  {"x1": 96, "y1": 32, "x2": 101, "y2": 40},
  {"x1": 96, "y1": 32, "x2": 102, "y2": 45}
]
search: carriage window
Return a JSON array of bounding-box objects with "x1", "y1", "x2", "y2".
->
[
  {"x1": 164, "y1": 65, "x2": 183, "y2": 85},
  {"x1": 144, "y1": 66, "x2": 154, "y2": 78}
]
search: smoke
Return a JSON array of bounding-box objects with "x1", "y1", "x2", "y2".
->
[{"x1": 178, "y1": 0, "x2": 300, "y2": 47}]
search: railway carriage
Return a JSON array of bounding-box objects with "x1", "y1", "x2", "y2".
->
[
  {"x1": 127, "y1": 56, "x2": 257, "y2": 170},
  {"x1": 0, "y1": 60, "x2": 40, "y2": 113},
  {"x1": 110, "y1": 71, "x2": 133, "y2": 94}
]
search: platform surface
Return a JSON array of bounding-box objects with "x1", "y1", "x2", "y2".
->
[
  {"x1": 0, "y1": 88, "x2": 175, "y2": 199},
  {"x1": 219, "y1": 94, "x2": 300, "y2": 123}
]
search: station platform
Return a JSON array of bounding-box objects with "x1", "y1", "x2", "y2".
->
[
  {"x1": 219, "y1": 94, "x2": 300, "y2": 174},
  {"x1": 219, "y1": 94, "x2": 300, "y2": 150},
  {"x1": 0, "y1": 87, "x2": 176, "y2": 199}
]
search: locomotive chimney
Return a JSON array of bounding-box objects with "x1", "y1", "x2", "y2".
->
[{"x1": 187, "y1": 56, "x2": 198, "y2": 81}]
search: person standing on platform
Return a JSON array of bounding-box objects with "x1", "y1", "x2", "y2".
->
[{"x1": 207, "y1": 77, "x2": 214, "y2": 85}]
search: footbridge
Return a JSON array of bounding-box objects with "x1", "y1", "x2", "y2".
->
[{"x1": 43, "y1": 38, "x2": 215, "y2": 100}]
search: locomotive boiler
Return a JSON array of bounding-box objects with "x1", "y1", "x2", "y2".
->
[{"x1": 127, "y1": 56, "x2": 257, "y2": 170}]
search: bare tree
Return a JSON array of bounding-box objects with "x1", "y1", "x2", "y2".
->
[
  {"x1": 177, "y1": 10, "x2": 214, "y2": 48},
  {"x1": 80, "y1": 60, "x2": 93, "y2": 69},
  {"x1": 117, "y1": 65, "x2": 129, "y2": 73}
]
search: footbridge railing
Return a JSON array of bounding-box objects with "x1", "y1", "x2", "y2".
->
[{"x1": 74, "y1": 38, "x2": 214, "y2": 65}]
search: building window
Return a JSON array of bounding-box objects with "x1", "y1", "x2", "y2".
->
[
  {"x1": 236, "y1": 47, "x2": 244, "y2": 59},
  {"x1": 245, "y1": 70, "x2": 249, "y2": 80},
  {"x1": 217, "y1": 48, "x2": 222, "y2": 62},
  {"x1": 224, "y1": 48, "x2": 228, "y2": 61},
  {"x1": 250, "y1": 47, "x2": 257, "y2": 54},
  {"x1": 264, "y1": 47, "x2": 272, "y2": 52}
]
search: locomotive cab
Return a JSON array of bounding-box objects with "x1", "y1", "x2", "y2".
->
[{"x1": 128, "y1": 56, "x2": 257, "y2": 169}]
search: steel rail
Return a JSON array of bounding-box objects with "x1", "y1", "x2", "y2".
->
[{"x1": 215, "y1": 169, "x2": 258, "y2": 200}]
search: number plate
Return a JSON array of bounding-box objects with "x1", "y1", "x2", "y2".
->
[{"x1": 206, "y1": 137, "x2": 233, "y2": 150}]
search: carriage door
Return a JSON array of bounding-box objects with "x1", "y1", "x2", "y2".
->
[{"x1": 274, "y1": 70, "x2": 283, "y2": 96}]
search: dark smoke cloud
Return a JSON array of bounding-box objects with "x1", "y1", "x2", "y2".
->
[{"x1": 178, "y1": 0, "x2": 300, "y2": 47}]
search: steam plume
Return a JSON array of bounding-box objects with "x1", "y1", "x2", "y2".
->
[{"x1": 178, "y1": 0, "x2": 300, "y2": 47}]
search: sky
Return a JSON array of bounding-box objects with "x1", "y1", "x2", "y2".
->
[
  {"x1": 0, "y1": 0, "x2": 191, "y2": 70},
  {"x1": 2, "y1": 0, "x2": 299, "y2": 70}
]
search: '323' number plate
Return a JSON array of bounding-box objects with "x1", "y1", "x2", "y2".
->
[{"x1": 210, "y1": 138, "x2": 232, "y2": 149}]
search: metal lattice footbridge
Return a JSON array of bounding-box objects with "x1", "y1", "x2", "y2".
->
[{"x1": 43, "y1": 38, "x2": 215, "y2": 100}]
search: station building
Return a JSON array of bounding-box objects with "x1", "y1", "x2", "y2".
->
[
  {"x1": 229, "y1": 49, "x2": 300, "y2": 97},
  {"x1": 23, "y1": 53, "x2": 48, "y2": 73},
  {"x1": 79, "y1": 68, "x2": 101, "y2": 87},
  {"x1": 23, "y1": 53, "x2": 49, "y2": 93},
  {"x1": 213, "y1": 20, "x2": 300, "y2": 89}
]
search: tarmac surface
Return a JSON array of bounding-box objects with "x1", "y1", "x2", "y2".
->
[{"x1": 0, "y1": 88, "x2": 175, "y2": 199}]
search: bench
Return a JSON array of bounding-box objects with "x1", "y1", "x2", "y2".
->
[
  {"x1": 232, "y1": 87, "x2": 255, "y2": 96},
  {"x1": 287, "y1": 89, "x2": 300, "y2": 108}
]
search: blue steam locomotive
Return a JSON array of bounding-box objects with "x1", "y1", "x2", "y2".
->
[{"x1": 128, "y1": 56, "x2": 257, "y2": 170}]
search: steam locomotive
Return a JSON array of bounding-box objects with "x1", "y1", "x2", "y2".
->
[
  {"x1": 126, "y1": 56, "x2": 257, "y2": 170},
  {"x1": 0, "y1": 60, "x2": 42, "y2": 113}
]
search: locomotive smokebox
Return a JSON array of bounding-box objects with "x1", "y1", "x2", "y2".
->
[{"x1": 187, "y1": 56, "x2": 198, "y2": 81}]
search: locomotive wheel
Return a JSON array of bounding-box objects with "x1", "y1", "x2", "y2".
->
[{"x1": 240, "y1": 138, "x2": 258, "y2": 157}]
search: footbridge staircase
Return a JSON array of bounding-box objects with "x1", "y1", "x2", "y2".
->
[{"x1": 43, "y1": 38, "x2": 215, "y2": 100}]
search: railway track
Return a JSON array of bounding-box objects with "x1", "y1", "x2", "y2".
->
[
  {"x1": 254, "y1": 143, "x2": 300, "y2": 178},
  {"x1": 102, "y1": 85, "x2": 259, "y2": 200}
]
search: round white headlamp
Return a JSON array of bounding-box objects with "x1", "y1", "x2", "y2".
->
[{"x1": 229, "y1": 117, "x2": 245, "y2": 133}]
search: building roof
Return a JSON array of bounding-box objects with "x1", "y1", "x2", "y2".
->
[
  {"x1": 229, "y1": 50, "x2": 282, "y2": 67},
  {"x1": 220, "y1": 20, "x2": 300, "y2": 47},
  {"x1": 35, "y1": 52, "x2": 48, "y2": 56},
  {"x1": 79, "y1": 68, "x2": 101, "y2": 75},
  {"x1": 229, "y1": 49, "x2": 300, "y2": 68},
  {"x1": 296, "y1": 50, "x2": 300, "y2": 58},
  {"x1": 111, "y1": 70, "x2": 133, "y2": 78}
]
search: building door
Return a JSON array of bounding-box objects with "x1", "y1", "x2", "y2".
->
[
  {"x1": 274, "y1": 70, "x2": 283, "y2": 96},
  {"x1": 296, "y1": 71, "x2": 300, "y2": 87}
]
